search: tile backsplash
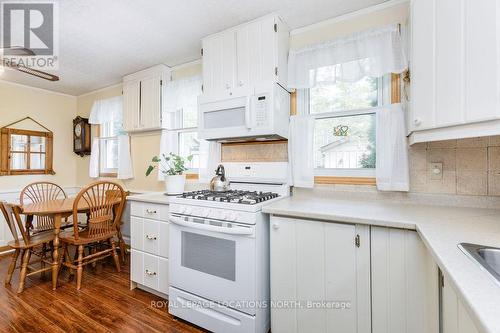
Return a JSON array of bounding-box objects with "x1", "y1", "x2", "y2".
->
[{"x1": 409, "y1": 136, "x2": 500, "y2": 196}]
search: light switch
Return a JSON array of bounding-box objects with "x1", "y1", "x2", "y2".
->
[{"x1": 430, "y1": 162, "x2": 443, "y2": 180}]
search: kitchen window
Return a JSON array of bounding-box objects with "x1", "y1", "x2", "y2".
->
[
  {"x1": 299, "y1": 66, "x2": 394, "y2": 182},
  {"x1": 163, "y1": 75, "x2": 203, "y2": 174},
  {"x1": 99, "y1": 120, "x2": 120, "y2": 176}
]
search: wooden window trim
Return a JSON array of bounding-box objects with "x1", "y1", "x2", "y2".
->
[
  {"x1": 314, "y1": 176, "x2": 376, "y2": 186},
  {"x1": 0, "y1": 128, "x2": 54, "y2": 176}
]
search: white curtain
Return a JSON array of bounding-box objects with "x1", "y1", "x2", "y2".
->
[
  {"x1": 89, "y1": 138, "x2": 100, "y2": 178},
  {"x1": 89, "y1": 96, "x2": 123, "y2": 124},
  {"x1": 288, "y1": 24, "x2": 407, "y2": 88},
  {"x1": 288, "y1": 115, "x2": 315, "y2": 188},
  {"x1": 199, "y1": 141, "x2": 221, "y2": 183},
  {"x1": 117, "y1": 135, "x2": 133, "y2": 179},
  {"x1": 376, "y1": 103, "x2": 409, "y2": 191},
  {"x1": 89, "y1": 96, "x2": 133, "y2": 179},
  {"x1": 158, "y1": 130, "x2": 179, "y2": 180},
  {"x1": 163, "y1": 75, "x2": 202, "y2": 129}
]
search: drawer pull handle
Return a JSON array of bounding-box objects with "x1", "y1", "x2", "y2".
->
[
  {"x1": 146, "y1": 209, "x2": 157, "y2": 214},
  {"x1": 145, "y1": 235, "x2": 157, "y2": 240},
  {"x1": 145, "y1": 269, "x2": 157, "y2": 276}
]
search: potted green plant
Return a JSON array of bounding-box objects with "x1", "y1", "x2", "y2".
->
[{"x1": 146, "y1": 153, "x2": 193, "y2": 195}]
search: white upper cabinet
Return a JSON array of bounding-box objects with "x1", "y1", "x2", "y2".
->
[
  {"x1": 122, "y1": 64, "x2": 171, "y2": 132},
  {"x1": 201, "y1": 15, "x2": 289, "y2": 103},
  {"x1": 409, "y1": 0, "x2": 500, "y2": 143}
]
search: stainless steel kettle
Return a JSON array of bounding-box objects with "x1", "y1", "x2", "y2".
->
[{"x1": 210, "y1": 164, "x2": 230, "y2": 192}]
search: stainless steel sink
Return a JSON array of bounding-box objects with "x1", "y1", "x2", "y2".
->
[{"x1": 459, "y1": 243, "x2": 500, "y2": 285}]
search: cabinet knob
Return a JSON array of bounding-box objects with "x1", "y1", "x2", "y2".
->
[
  {"x1": 145, "y1": 269, "x2": 157, "y2": 276},
  {"x1": 272, "y1": 222, "x2": 280, "y2": 230},
  {"x1": 413, "y1": 118, "x2": 422, "y2": 126}
]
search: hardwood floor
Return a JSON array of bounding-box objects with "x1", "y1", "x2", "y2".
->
[{"x1": 0, "y1": 252, "x2": 205, "y2": 333}]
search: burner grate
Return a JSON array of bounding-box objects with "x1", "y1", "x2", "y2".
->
[{"x1": 179, "y1": 190, "x2": 279, "y2": 205}]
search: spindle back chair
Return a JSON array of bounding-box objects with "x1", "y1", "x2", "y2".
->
[
  {"x1": 0, "y1": 201, "x2": 53, "y2": 293},
  {"x1": 20, "y1": 182, "x2": 67, "y2": 233}
]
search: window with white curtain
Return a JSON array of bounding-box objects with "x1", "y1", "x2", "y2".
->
[
  {"x1": 99, "y1": 119, "x2": 121, "y2": 175},
  {"x1": 300, "y1": 66, "x2": 391, "y2": 178},
  {"x1": 163, "y1": 75, "x2": 202, "y2": 172}
]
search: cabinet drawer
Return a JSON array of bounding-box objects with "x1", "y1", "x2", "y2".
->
[
  {"x1": 131, "y1": 217, "x2": 169, "y2": 258},
  {"x1": 130, "y1": 202, "x2": 169, "y2": 221},
  {"x1": 143, "y1": 252, "x2": 159, "y2": 290},
  {"x1": 130, "y1": 249, "x2": 169, "y2": 295}
]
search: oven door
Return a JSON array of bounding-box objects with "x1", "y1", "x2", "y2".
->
[
  {"x1": 169, "y1": 214, "x2": 257, "y2": 315},
  {"x1": 199, "y1": 96, "x2": 254, "y2": 140}
]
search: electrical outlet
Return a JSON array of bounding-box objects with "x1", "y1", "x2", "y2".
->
[{"x1": 430, "y1": 162, "x2": 443, "y2": 180}]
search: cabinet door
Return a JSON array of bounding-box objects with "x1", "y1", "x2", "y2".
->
[
  {"x1": 235, "y1": 25, "x2": 250, "y2": 97},
  {"x1": 270, "y1": 216, "x2": 370, "y2": 333},
  {"x1": 371, "y1": 227, "x2": 439, "y2": 333},
  {"x1": 202, "y1": 32, "x2": 235, "y2": 101},
  {"x1": 441, "y1": 274, "x2": 479, "y2": 333},
  {"x1": 410, "y1": 0, "x2": 500, "y2": 132},
  {"x1": 410, "y1": 0, "x2": 437, "y2": 131},
  {"x1": 123, "y1": 80, "x2": 141, "y2": 131},
  {"x1": 464, "y1": 0, "x2": 500, "y2": 123},
  {"x1": 140, "y1": 76, "x2": 162, "y2": 130}
]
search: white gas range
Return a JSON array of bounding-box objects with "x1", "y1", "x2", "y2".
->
[{"x1": 168, "y1": 163, "x2": 288, "y2": 333}]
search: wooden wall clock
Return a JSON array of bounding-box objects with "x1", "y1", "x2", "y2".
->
[{"x1": 73, "y1": 116, "x2": 91, "y2": 156}]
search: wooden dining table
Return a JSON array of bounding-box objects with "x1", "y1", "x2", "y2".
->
[{"x1": 20, "y1": 197, "x2": 118, "y2": 290}]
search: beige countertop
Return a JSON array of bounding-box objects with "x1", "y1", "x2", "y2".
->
[
  {"x1": 127, "y1": 192, "x2": 173, "y2": 204},
  {"x1": 263, "y1": 195, "x2": 500, "y2": 333}
]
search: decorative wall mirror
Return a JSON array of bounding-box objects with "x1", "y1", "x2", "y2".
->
[{"x1": 0, "y1": 117, "x2": 54, "y2": 176}]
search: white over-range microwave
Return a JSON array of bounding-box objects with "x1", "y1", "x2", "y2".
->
[{"x1": 198, "y1": 83, "x2": 290, "y2": 141}]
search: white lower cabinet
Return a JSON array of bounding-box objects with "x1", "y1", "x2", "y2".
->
[
  {"x1": 130, "y1": 201, "x2": 169, "y2": 297},
  {"x1": 270, "y1": 216, "x2": 371, "y2": 333},
  {"x1": 371, "y1": 227, "x2": 439, "y2": 333},
  {"x1": 270, "y1": 218, "x2": 456, "y2": 333},
  {"x1": 441, "y1": 274, "x2": 479, "y2": 333}
]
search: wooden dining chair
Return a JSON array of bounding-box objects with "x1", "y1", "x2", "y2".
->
[
  {"x1": 0, "y1": 201, "x2": 54, "y2": 293},
  {"x1": 105, "y1": 190, "x2": 130, "y2": 263},
  {"x1": 20, "y1": 182, "x2": 70, "y2": 233},
  {"x1": 60, "y1": 181, "x2": 126, "y2": 290}
]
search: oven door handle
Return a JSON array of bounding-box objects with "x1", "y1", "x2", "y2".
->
[{"x1": 169, "y1": 216, "x2": 253, "y2": 236}]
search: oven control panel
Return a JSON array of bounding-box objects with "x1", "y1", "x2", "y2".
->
[{"x1": 169, "y1": 204, "x2": 257, "y2": 225}]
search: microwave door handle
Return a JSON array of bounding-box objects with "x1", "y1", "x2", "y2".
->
[
  {"x1": 244, "y1": 97, "x2": 252, "y2": 129},
  {"x1": 169, "y1": 216, "x2": 253, "y2": 236}
]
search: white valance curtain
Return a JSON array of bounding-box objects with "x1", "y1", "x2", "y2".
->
[
  {"x1": 89, "y1": 96, "x2": 123, "y2": 124},
  {"x1": 288, "y1": 24, "x2": 407, "y2": 88},
  {"x1": 376, "y1": 103, "x2": 409, "y2": 191},
  {"x1": 163, "y1": 75, "x2": 202, "y2": 129},
  {"x1": 88, "y1": 96, "x2": 134, "y2": 180}
]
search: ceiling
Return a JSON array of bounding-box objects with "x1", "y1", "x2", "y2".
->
[{"x1": 0, "y1": 0, "x2": 386, "y2": 96}]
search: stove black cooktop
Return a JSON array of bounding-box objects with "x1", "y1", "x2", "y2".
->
[{"x1": 178, "y1": 190, "x2": 280, "y2": 205}]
